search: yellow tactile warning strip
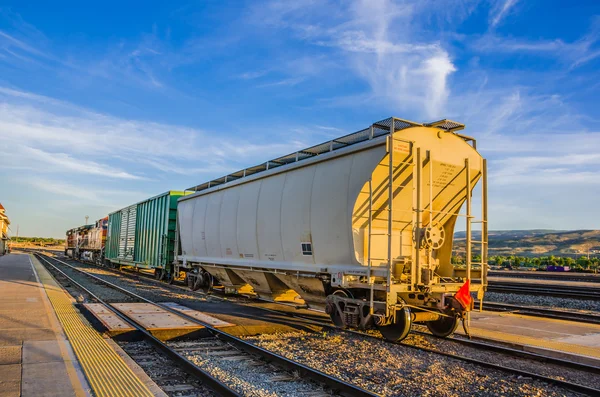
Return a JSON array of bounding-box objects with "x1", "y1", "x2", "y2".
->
[{"x1": 31, "y1": 255, "x2": 155, "y2": 397}]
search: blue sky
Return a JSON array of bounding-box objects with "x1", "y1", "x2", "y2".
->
[{"x1": 1, "y1": 0, "x2": 599, "y2": 238}]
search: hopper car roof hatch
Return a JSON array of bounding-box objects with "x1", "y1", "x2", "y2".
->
[{"x1": 186, "y1": 116, "x2": 466, "y2": 193}]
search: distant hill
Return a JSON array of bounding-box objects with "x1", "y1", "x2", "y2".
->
[{"x1": 453, "y1": 230, "x2": 600, "y2": 257}]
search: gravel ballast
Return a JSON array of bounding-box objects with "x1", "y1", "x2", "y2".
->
[
  {"x1": 245, "y1": 330, "x2": 585, "y2": 397},
  {"x1": 404, "y1": 327, "x2": 600, "y2": 390},
  {"x1": 120, "y1": 340, "x2": 218, "y2": 397},
  {"x1": 485, "y1": 291, "x2": 600, "y2": 313},
  {"x1": 169, "y1": 339, "x2": 327, "y2": 397}
]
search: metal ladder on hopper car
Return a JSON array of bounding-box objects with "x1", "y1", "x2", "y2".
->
[{"x1": 364, "y1": 120, "x2": 489, "y2": 319}]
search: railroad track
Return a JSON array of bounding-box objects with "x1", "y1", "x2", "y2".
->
[
  {"x1": 487, "y1": 281, "x2": 600, "y2": 300},
  {"x1": 35, "y1": 252, "x2": 600, "y2": 396},
  {"x1": 34, "y1": 253, "x2": 379, "y2": 397},
  {"x1": 489, "y1": 271, "x2": 600, "y2": 283},
  {"x1": 480, "y1": 301, "x2": 600, "y2": 325},
  {"x1": 34, "y1": 253, "x2": 232, "y2": 397},
  {"x1": 249, "y1": 306, "x2": 600, "y2": 396}
]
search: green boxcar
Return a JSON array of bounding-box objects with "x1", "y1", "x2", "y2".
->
[{"x1": 105, "y1": 191, "x2": 185, "y2": 273}]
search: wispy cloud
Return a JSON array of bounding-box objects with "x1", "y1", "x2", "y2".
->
[
  {"x1": 474, "y1": 17, "x2": 600, "y2": 69},
  {"x1": 251, "y1": 0, "x2": 458, "y2": 118},
  {"x1": 0, "y1": 9, "x2": 170, "y2": 90},
  {"x1": 0, "y1": 86, "x2": 310, "y2": 179},
  {"x1": 238, "y1": 70, "x2": 270, "y2": 80},
  {"x1": 257, "y1": 76, "x2": 305, "y2": 88},
  {"x1": 0, "y1": 29, "x2": 47, "y2": 58},
  {"x1": 446, "y1": 82, "x2": 600, "y2": 192},
  {"x1": 21, "y1": 147, "x2": 146, "y2": 180},
  {"x1": 314, "y1": 125, "x2": 344, "y2": 132},
  {"x1": 16, "y1": 178, "x2": 153, "y2": 213},
  {"x1": 0, "y1": 9, "x2": 71, "y2": 70},
  {"x1": 489, "y1": 0, "x2": 520, "y2": 28},
  {"x1": 491, "y1": 153, "x2": 600, "y2": 185}
]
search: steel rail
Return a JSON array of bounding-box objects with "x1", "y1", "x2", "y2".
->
[
  {"x1": 33, "y1": 253, "x2": 241, "y2": 397},
  {"x1": 488, "y1": 271, "x2": 600, "y2": 283},
  {"x1": 487, "y1": 282, "x2": 600, "y2": 300},
  {"x1": 35, "y1": 253, "x2": 380, "y2": 397},
  {"x1": 44, "y1": 252, "x2": 600, "y2": 396}
]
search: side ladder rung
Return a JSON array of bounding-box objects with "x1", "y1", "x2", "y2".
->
[{"x1": 368, "y1": 258, "x2": 408, "y2": 263}]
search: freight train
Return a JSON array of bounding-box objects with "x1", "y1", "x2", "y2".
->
[
  {"x1": 65, "y1": 116, "x2": 488, "y2": 342},
  {"x1": 65, "y1": 217, "x2": 108, "y2": 264}
]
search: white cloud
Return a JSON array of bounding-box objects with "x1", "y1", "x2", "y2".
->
[
  {"x1": 491, "y1": 154, "x2": 600, "y2": 185},
  {"x1": 24, "y1": 178, "x2": 147, "y2": 206},
  {"x1": 238, "y1": 70, "x2": 270, "y2": 80},
  {"x1": 20, "y1": 147, "x2": 146, "y2": 180},
  {"x1": 0, "y1": 86, "x2": 322, "y2": 186},
  {"x1": 447, "y1": 84, "x2": 600, "y2": 197},
  {"x1": 0, "y1": 29, "x2": 47, "y2": 60},
  {"x1": 474, "y1": 18, "x2": 600, "y2": 69},
  {"x1": 250, "y1": 0, "x2": 457, "y2": 118},
  {"x1": 422, "y1": 53, "x2": 457, "y2": 119},
  {"x1": 257, "y1": 76, "x2": 305, "y2": 88},
  {"x1": 489, "y1": 0, "x2": 520, "y2": 28}
]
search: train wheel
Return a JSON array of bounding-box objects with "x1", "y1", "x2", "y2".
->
[
  {"x1": 154, "y1": 269, "x2": 163, "y2": 280},
  {"x1": 426, "y1": 311, "x2": 459, "y2": 338},
  {"x1": 192, "y1": 273, "x2": 204, "y2": 291},
  {"x1": 200, "y1": 271, "x2": 213, "y2": 294},
  {"x1": 377, "y1": 307, "x2": 411, "y2": 342},
  {"x1": 328, "y1": 290, "x2": 350, "y2": 328}
]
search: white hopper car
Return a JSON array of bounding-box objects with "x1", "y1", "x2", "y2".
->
[{"x1": 174, "y1": 117, "x2": 488, "y2": 341}]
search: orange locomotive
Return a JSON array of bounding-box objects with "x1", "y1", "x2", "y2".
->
[{"x1": 65, "y1": 217, "x2": 108, "y2": 264}]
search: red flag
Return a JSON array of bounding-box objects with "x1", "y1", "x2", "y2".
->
[{"x1": 454, "y1": 279, "x2": 473, "y2": 310}]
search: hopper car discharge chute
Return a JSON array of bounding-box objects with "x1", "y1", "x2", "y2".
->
[{"x1": 174, "y1": 117, "x2": 488, "y2": 342}]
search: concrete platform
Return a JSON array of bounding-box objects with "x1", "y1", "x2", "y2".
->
[
  {"x1": 0, "y1": 254, "x2": 163, "y2": 397},
  {"x1": 0, "y1": 253, "x2": 91, "y2": 397},
  {"x1": 461, "y1": 310, "x2": 600, "y2": 366}
]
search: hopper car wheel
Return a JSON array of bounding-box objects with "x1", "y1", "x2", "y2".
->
[
  {"x1": 377, "y1": 307, "x2": 411, "y2": 342},
  {"x1": 329, "y1": 290, "x2": 351, "y2": 328},
  {"x1": 190, "y1": 272, "x2": 202, "y2": 291},
  {"x1": 199, "y1": 271, "x2": 214, "y2": 294},
  {"x1": 154, "y1": 269, "x2": 163, "y2": 280},
  {"x1": 426, "y1": 311, "x2": 459, "y2": 338}
]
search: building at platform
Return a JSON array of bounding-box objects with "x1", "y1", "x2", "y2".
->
[{"x1": 0, "y1": 202, "x2": 10, "y2": 255}]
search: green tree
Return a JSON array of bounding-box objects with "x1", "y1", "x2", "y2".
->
[{"x1": 577, "y1": 256, "x2": 591, "y2": 269}]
